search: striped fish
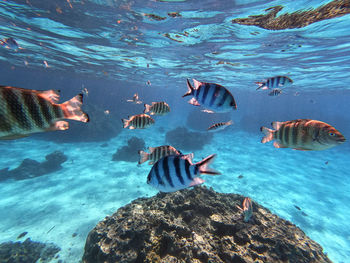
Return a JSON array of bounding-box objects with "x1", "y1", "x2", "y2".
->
[
  {"x1": 144, "y1": 101, "x2": 170, "y2": 115},
  {"x1": 138, "y1": 145, "x2": 182, "y2": 165},
  {"x1": 207, "y1": 120, "x2": 233, "y2": 132},
  {"x1": 183, "y1": 79, "x2": 237, "y2": 113},
  {"x1": 256, "y1": 76, "x2": 293, "y2": 90},
  {"x1": 0, "y1": 86, "x2": 89, "y2": 140},
  {"x1": 147, "y1": 153, "x2": 220, "y2": 192},
  {"x1": 260, "y1": 119, "x2": 346, "y2": 151},
  {"x1": 122, "y1": 114, "x2": 154, "y2": 129},
  {"x1": 268, "y1": 88, "x2": 282, "y2": 96}
]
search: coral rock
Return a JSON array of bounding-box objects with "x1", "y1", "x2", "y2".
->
[{"x1": 82, "y1": 186, "x2": 332, "y2": 263}]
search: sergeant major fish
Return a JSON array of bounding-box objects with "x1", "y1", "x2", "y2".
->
[
  {"x1": 207, "y1": 120, "x2": 233, "y2": 132},
  {"x1": 260, "y1": 119, "x2": 345, "y2": 151},
  {"x1": 122, "y1": 114, "x2": 154, "y2": 129},
  {"x1": 144, "y1": 101, "x2": 170, "y2": 115},
  {"x1": 256, "y1": 76, "x2": 293, "y2": 90},
  {"x1": 0, "y1": 85, "x2": 89, "y2": 140},
  {"x1": 183, "y1": 79, "x2": 237, "y2": 113},
  {"x1": 147, "y1": 153, "x2": 220, "y2": 192},
  {"x1": 138, "y1": 145, "x2": 182, "y2": 165}
]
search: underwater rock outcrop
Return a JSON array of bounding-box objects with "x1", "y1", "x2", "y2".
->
[
  {"x1": 0, "y1": 151, "x2": 68, "y2": 181},
  {"x1": 0, "y1": 238, "x2": 60, "y2": 263},
  {"x1": 112, "y1": 137, "x2": 145, "y2": 162},
  {"x1": 232, "y1": 1, "x2": 350, "y2": 30},
  {"x1": 165, "y1": 126, "x2": 213, "y2": 151},
  {"x1": 82, "y1": 186, "x2": 332, "y2": 263}
]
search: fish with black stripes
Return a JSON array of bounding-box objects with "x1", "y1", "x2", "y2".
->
[
  {"x1": 147, "y1": 153, "x2": 220, "y2": 192},
  {"x1": 268, "y1": 88, "x2": 282, "y2": 96},
  {"x1": 183, "y1": 79, "x2": 237, "y2": 113},
  {"x1": 138, "y1": 145, "x2": 182, "y2": 165},
  {"x1": 0, "y1": 85, "x2": 89, "y2": 140},
  {"x1": 122, "y1": 114, "x2": 154, "y2": 129},
  {"x1": 256, "y1": 76, "x2": 293, "y2": 90},
  {"x1": 144, "y1": 101, "x2": 170, "y2": 115},
  {"x1": 260, "y1": 119, "x2": 345, "y2": 151},
  {"x1": 207, "y1": 120, "x2": 233, "y2": 132}
]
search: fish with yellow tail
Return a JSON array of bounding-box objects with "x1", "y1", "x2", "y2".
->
[
  {"x1": 144, "y1": 101, "x2": 170, "y2": 115},
  {"x1": 207, "y1": 120, "x2": 233, "y2": 132},
  {"x1": 236, "y1": 197, "x2": 253, "y2": 222},
  {"x1": 260, "y1": 119, "x2": 345, "y2": 151},
  {"x1": 0, "y1": 85, "x2": 89, "y2": 140},
  {"x1": 147, "y1": 153, "x2": 220, "y2": 192},
  {"x1": 122, "y1": 114, "x2": 154, "y2": 129},
  {"x1": 138, "y1": 145, "x2": 182, "y2": 165},
  {"x1": 183, "y1": 79, "x2": 237, "y2": 113}
]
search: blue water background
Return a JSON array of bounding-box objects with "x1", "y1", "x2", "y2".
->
[{"x1": 1, "y1": 0, "x2": 350, "y2": 262}]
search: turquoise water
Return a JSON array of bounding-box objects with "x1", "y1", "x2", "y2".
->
[{"x1": 1, "y1": 0, "x2": 350, "y2": 262}]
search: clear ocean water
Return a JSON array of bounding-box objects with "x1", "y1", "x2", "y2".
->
[{"x1": 1, "y1": 0, "x2": 350, "y2": 262}]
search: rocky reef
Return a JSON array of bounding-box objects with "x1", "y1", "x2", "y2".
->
[
  {"x1": 232, "y1": 1, "x2": 350, "y2": 30},
  {"x1": 165, "y1": 126, "x2": 213, "y2": 151},
  {"x1": 82, "y1": 186, "x2": 332, "y2": 263},
  {"x1": 0, "y1": 238, "x2": 60, "y2": 263},
  {"x1": 0, "y1": 151, "x2": 67, "y2": 181},
  {"x1": 112, "y1": 137, "x2": 145, "y2": 162}
]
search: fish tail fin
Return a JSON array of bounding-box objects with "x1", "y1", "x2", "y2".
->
[
  {"x1": 196, "y1": 154, "x2": 221, "y2": 175},
  {"x1": 260, "y1": 126, "x2": 275, "y2": 143},
  {"x1": 183, "y1": 79, "x2": 194, "y2": 97},
  {"x1": 60, "y1": 94, "x2": 89, "y2": 122},
  {"x1": 255, "y1": 82, "x2": 263, "y2": 90},
  {"x1": 122, "y1": 118, "x2": 130, "y2": 128},
  {"x1": 138, "y1": 150, "x2": 149, "y2": 164},
  {"x1": 144, "y1": 104, "x2": 151, "y2": 113}
]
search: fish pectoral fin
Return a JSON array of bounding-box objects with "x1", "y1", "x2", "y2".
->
[
  {"x1": 0, "y1": 134, "x2": 29, "y2": 140},
  {"x1": 273, "y1": 141, "x2": 288, "y2": 148},
  {"x1": 188, "y1": 97, "x2": 200, "y2": 106},
  {"x1": 189, "y1": 177, "x2": 205, "y2": 187}
]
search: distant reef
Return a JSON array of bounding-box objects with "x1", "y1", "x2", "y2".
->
[
  {"x1": 112, "y1": 137, "x2": 145, "y2": 162},
  {"x1": 232, "y1": 1, "x2": 350, "y2": 30},
  {"x1": 0, "y1": 151, "x2": 67, "y2": 181},
  {"x1": 0, "y1": 238, "x2": 60, "y2": 263},
  {"x1": 82, "y1": 186, "x2": 332, "y2": 263},
  {"x1": 165, "y1": 126, "x2": 213, "y2": 151},
  {"x1": 34, "y1": 104, "x2": 122, "y2": 142}
]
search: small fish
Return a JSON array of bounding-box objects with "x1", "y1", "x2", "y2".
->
[
  {"x1": 236, "y1": 197, "x2": 253, "y2": 222},
  {"x1": 147, "y1": 80, "x2": 151, "y2": 86},
  {"x1": 201, "y1": 109, "x2": 214, "y2": 114},
  {"x1": 122, "y1": 114, "x2": 154, "y2": 129},
  {"x1": 0, "y1": 37, "x2": 19, "y2": 50},
  {"x1": 126, "y1": 93, "x2": 142, "y2": 104},
  {"x1": 256, "y1": 76, "x2": 293, "y2": 90},
  {"x1": 183, "y1": 79, "x2": 237, "y2": 113},
  {"x1": 260, "y1": 119, "x2": 346, "y2": 151},
  {"x1": 207, "y1": 120, "x2": 233, "y2": 132},
  {"x1": 17, "y1": 231, "x2": 28, "y2": 239},
  {"x1": 144, "y1": 101, "x2": 170, "y2": 115},
  {"x1": 0, "y1": 86, "x2": 89, "y2": 140},
  {"x1": 268, "y1": 88, "x2": 282, "y2": 96},
  {"x1": 147, "y1": 153, "x2": 220, "y2": 192},
  {"x1": 138, "y1": 145, "x2": 182, "y2": 165}
]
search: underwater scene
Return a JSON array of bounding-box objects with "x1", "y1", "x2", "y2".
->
[{"x1": 1, "y1": 0, "x2": 350, "y2": 262}]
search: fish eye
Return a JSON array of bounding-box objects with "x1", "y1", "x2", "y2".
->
[{"x1": 329, "y1": 132, "x2": 336, "y2": 137}]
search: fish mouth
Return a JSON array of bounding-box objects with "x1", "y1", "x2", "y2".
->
[{"x1": 337, "y1": 137, "x2": 346, "y2": 143}]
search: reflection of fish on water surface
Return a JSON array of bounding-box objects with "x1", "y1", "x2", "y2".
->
[
  {"x1": 261, "y1": 119, "x2": 346, "y2": 151},
  {"x1": 183, "y1": 79, "x2": 237, "y2": 113},
  {"x1": 0, "y1": 37, "x2": 19, "y2": 50},
  {"x1": 0, "y1": 86, "x2": 89, "y2": 140},
  {"x1": 147, "y1": 153, "x2": 220, "y2": 192},
  {"x1": 138, "y1": 145, "x2": 182, "y2": 165},
  {"x1": 268, "y1": 88, "x2": 282, "y2": 96}
]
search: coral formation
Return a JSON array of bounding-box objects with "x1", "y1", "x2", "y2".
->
[
  {"x1": 0, "y1": 238, "x2": 60, "y2": 263},
  {"x1": 112, "y1": 137, "x2": 146, "y2": 162},
  {"x1": 82, "y1": 186, "x2": 332, "y2": 263},
  {"x1": 0, "y1": 151, "x2": 68, "y2": 181},
  {"x1": 232, "y1": 1, "x2": 350, "y2": 30},
  {"x1": 165, "y1": 126, "x2": 213, "y2": 151}
]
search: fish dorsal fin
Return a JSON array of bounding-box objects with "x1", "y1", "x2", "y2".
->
[
  {"x1": 192, "y1": 79, "x2": 202, "y2": 89},
  {"x1": 182, "y1": 153, "x2": 194, "y2": 164},
  {"x1": 148, "y1": 147, "x2": 155, "y2": 153},
  {"x1": 38, "y1": 90, "x2": 60, "y2": 104},
  {"x1": 271, "y1": 121, "x2": 283, "y2": 130}
]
